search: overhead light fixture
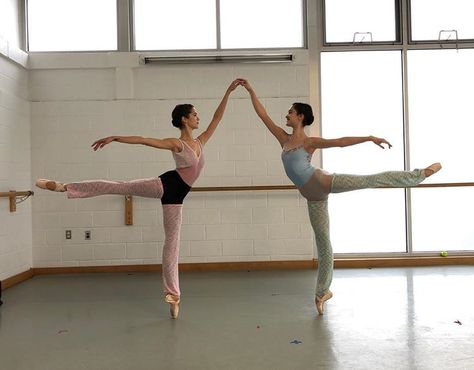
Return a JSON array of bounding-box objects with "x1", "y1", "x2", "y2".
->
[{"x1": 141, "y1": 54, "x2": 293, "y2": 65}]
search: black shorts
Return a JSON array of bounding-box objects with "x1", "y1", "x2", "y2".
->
[{"x1": 159, "y1": 170, "x2": 191, "y2": 205}]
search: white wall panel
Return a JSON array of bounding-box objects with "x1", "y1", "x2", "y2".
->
[
  {"x1": 30, "y1": 51, "x2": 312, "y2": 268},
  {"x1": 0, "y1": 54, "x2": 31, "y2": 280}
]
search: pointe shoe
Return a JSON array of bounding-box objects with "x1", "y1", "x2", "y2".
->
[
  {"x1": 165, "y1": 294, "x2": 180, "y2": 319},
  {"x1": 315, "y1": 291, "x2": 333, "y2": 315},
  {"x1": 423, "y1": 163, "x2": 442, "y2": 177},
  {"x1": 36, "y1": 179, "x2": 66, "y2": 192}
]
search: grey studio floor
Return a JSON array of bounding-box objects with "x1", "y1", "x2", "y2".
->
[{"x1": 1, "y1": 266, "x2": 473, "y2": 370}]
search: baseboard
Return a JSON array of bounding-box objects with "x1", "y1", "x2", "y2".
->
[
  {"x1": 1, "y1": 269, "x2": 34, "y2": 290},
  {"x1": 32, "y1": 256, "x2": 474, "y2": 276},
  {"x1": 33, "y1": 264, "x2": 162, "y2": 275},
  {"x1": 2, "y1": 256, "x2": 473, "y2": 292},
  {"x1": 180, "y1": 260, "x2": 317, "y2": 272},
  {"x1": 33, "y1": 260, "x2": 316, "y2": 275},
  {"x1": 334, "y1": 256, "x2": 474, "y2": 268}
]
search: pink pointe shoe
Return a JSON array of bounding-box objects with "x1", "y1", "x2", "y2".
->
[
  {"x1": 423, "y1": 163, "x2": 442, "y2": 177},
  {"x1": 315, "y1": 291, "x2": 333, "y2": 315},
  {"x1": 165, "y1": 294, "x2": 180, "y2": 319},
  {"x1": 35, "y1": 179, "x2": 66, "y2": 192}
]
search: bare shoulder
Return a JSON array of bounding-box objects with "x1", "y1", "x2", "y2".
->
[
  {"x1": 307, "y1": 136, "x2": 324, "y2": 148},
  {"x1": 165, "y1": 137, "x2": 183, "y2": 152},
  {"x1": 281, "y1": 131, "x2": 291, "y2": 142},
  {"x1": 145, "y1": 137, "x2": 182, "y2": 152},
  {"x1": 278, "y1": 132, "x2": 292, "y2": 147}
]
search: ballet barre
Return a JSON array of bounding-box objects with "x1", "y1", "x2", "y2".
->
[
  {"x1": 192, "y1": 185, "x2": 296, "y2": 192},
  {"x1": 0, "y1": 190, "x2": 34, "y2": 212},
  {"x1": 123, "y1": 182, "x2": 473, "y2": 225},
  {"x1": 190, "y1": 182, "x2": 474, "y2": 192}
]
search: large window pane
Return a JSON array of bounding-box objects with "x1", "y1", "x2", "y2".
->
[
  {"x1": 410, "y1": 0, "x2": 474, "y2": 41},
  {"x1": 408, "y1": 50, "x2": 474, "y2": 183},
  {"x1": 324, "y1": 0, "x2": 398, "y2": 43},
  {"x1": 408, "y1": 49, "x2": 474, "y2": 252},
  {"x1": 27, "y1": 0, "x2": 117, "y2": 52},
  {"x1": 220, "y1": 0, "x2": 304, "y2": 49},
  {"x1": 134, "y1": 0, "x2": 216, "y2": 50},
  {"x1": 321, "y1": 51, "x2": 406, "y2": 253},
  {"x1": 412, "y1": 188, "x2": 474, "y2": 252},
  {"x1": 0, "y1": 0, "x2": 21, "y2": 48}
]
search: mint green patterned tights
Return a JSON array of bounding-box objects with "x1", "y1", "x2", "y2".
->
[{"x1": 307, "y1": 169, "x2": 425, "y2": 296}]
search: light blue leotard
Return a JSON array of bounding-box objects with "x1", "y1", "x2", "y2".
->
[
  {"x1": 281, "y1": 141, "x2": 427, "y2": 298},
  {"x1": 281, "y1": 145, "x2": 315, "y2": 187}
]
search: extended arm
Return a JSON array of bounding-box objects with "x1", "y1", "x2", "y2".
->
[
  {"x1": 240, "y1": 79, "x2": 289, "y2": 146},
  {"x1": 91, "y1": 136, "x2": 180, "y2": 152},
  {"x1": 197, "y1": 79, "x2": 241, "y2": 146},
  {"x1": 308, "y1": 136, "x2": 392, "y2": 150}
]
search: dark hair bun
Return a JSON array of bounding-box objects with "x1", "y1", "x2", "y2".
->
[
  {"x1": 171, "y1": 104, "x2": 194, "y2": 129},
  {"x1": 292, "y1": 102, "x2": 314, "y2": 126}
]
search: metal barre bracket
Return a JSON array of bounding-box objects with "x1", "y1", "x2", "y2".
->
[
  {"x1": 125, "y1": 195, "x2": 133, "y2": 225},
  {"x1": 0, "y1": 190, "x2": 34, "y2": 212}
]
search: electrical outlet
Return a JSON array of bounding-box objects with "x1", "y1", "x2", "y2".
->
[
  {"x1": 65, "y1": 230, "x2": 72, "y2": 239},
  {"x1": 85, "y1": 230, "x2": 91, "y2": 240}
]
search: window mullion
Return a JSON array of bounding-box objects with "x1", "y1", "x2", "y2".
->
[
  {"x1": 216, "y1": 0, "x2": 221, "y2": 50},
  {"x1": 117, "y1": 0, "x2": 131, "y2": 52},
  {"x1": 401, "y1": 48, "x2": 414, "y2": 255}
]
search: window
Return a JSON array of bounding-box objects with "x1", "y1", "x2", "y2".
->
[
  {"x1": 0, "y1": 0, "x2": 21, "y2": 48},
  {"x1": 220, "y1": 0, "x2": 304, "y2": 49},
  {"x1": 133, "y1": 0, "x2": 305, "y2": 51},
  {"x1": 408, "y1": 49, "x2": 474, "y2": 252},
  {"x1": 411, "y1": 188, "x2": 474, "y2": 252},
  {"x1": 27, "y1": 0, "x2": 117, "y2": 52},
  {"x1": 324, "y1": 0, "x2": 399, "y2": 44},
  {"x1": 26, "y1": 0, "x2": 305, "y2": 52},
  {"x1": 320, "y1": 51, "x2": 406, "y2": 253},
  {"x1": 410, "y1": 0, "x2": 474, "y2": 41},
  {"x1": 133, "y1": 0, "x2": 216, "y2": 50},
  {"x1": 321, "y1": 1, "x2": 474, "y2": 256},
  {"x1": 407, "y1": 50, "x2": 474, "y2": 184}
]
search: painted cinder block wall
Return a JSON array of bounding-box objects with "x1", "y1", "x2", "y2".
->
[
  {"x1": 0, "y1": 50, "x2": 31, "y2": 281},
  {"x1": 0, "y1": 0, "x2": 321, "y2": 277},
  {"x1": 30, "y1": 52, "x2": 316, "y2": 268}
]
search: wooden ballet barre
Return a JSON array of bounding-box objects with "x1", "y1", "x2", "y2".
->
[
  {"x1": 122, "y1": 182, "x2": 473, "y2": 225},
  {"x1": 190, "y1": 182, "x2": 474, "y2": 192},
  {"x1": 0, "y1": 190, "x2": 34, "y2": 212},
  {"x1": 408, "y1": 182, "x2": 474, "y2": 188},
  {"x1": 191, "y1": 185, "x2": 296, "y2": 192}
]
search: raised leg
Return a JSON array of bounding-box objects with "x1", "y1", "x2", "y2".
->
[
  {"x1": 331, "y1": 169, "x2": 425, "y2": 194},
  {"x1": 65, "y1": 178, "x2": 164, "y2": 199}
]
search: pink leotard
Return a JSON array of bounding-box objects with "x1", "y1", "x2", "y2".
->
[{"x1": 173, "y1": 139, "x2": 204, "y2": 187}]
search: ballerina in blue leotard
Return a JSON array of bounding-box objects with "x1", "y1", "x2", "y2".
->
[{"x1": 239, "y1": 78, "x2": 441, "y2": 315}]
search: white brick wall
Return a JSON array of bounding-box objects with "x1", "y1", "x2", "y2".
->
[
  {"x1": 30, "y1": 51, "x2": 315, "y2": 267},
  {"x1": 0, "y1": 54, "x2": 32, "y2": 280}
]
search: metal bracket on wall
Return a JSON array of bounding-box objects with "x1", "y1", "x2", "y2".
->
[
  {"x1": 0, "y1": 190, "x2": 34, "y2": 212},
  {"x1": 125, "y1": 195, "x2": 133, "y2": 225}
]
